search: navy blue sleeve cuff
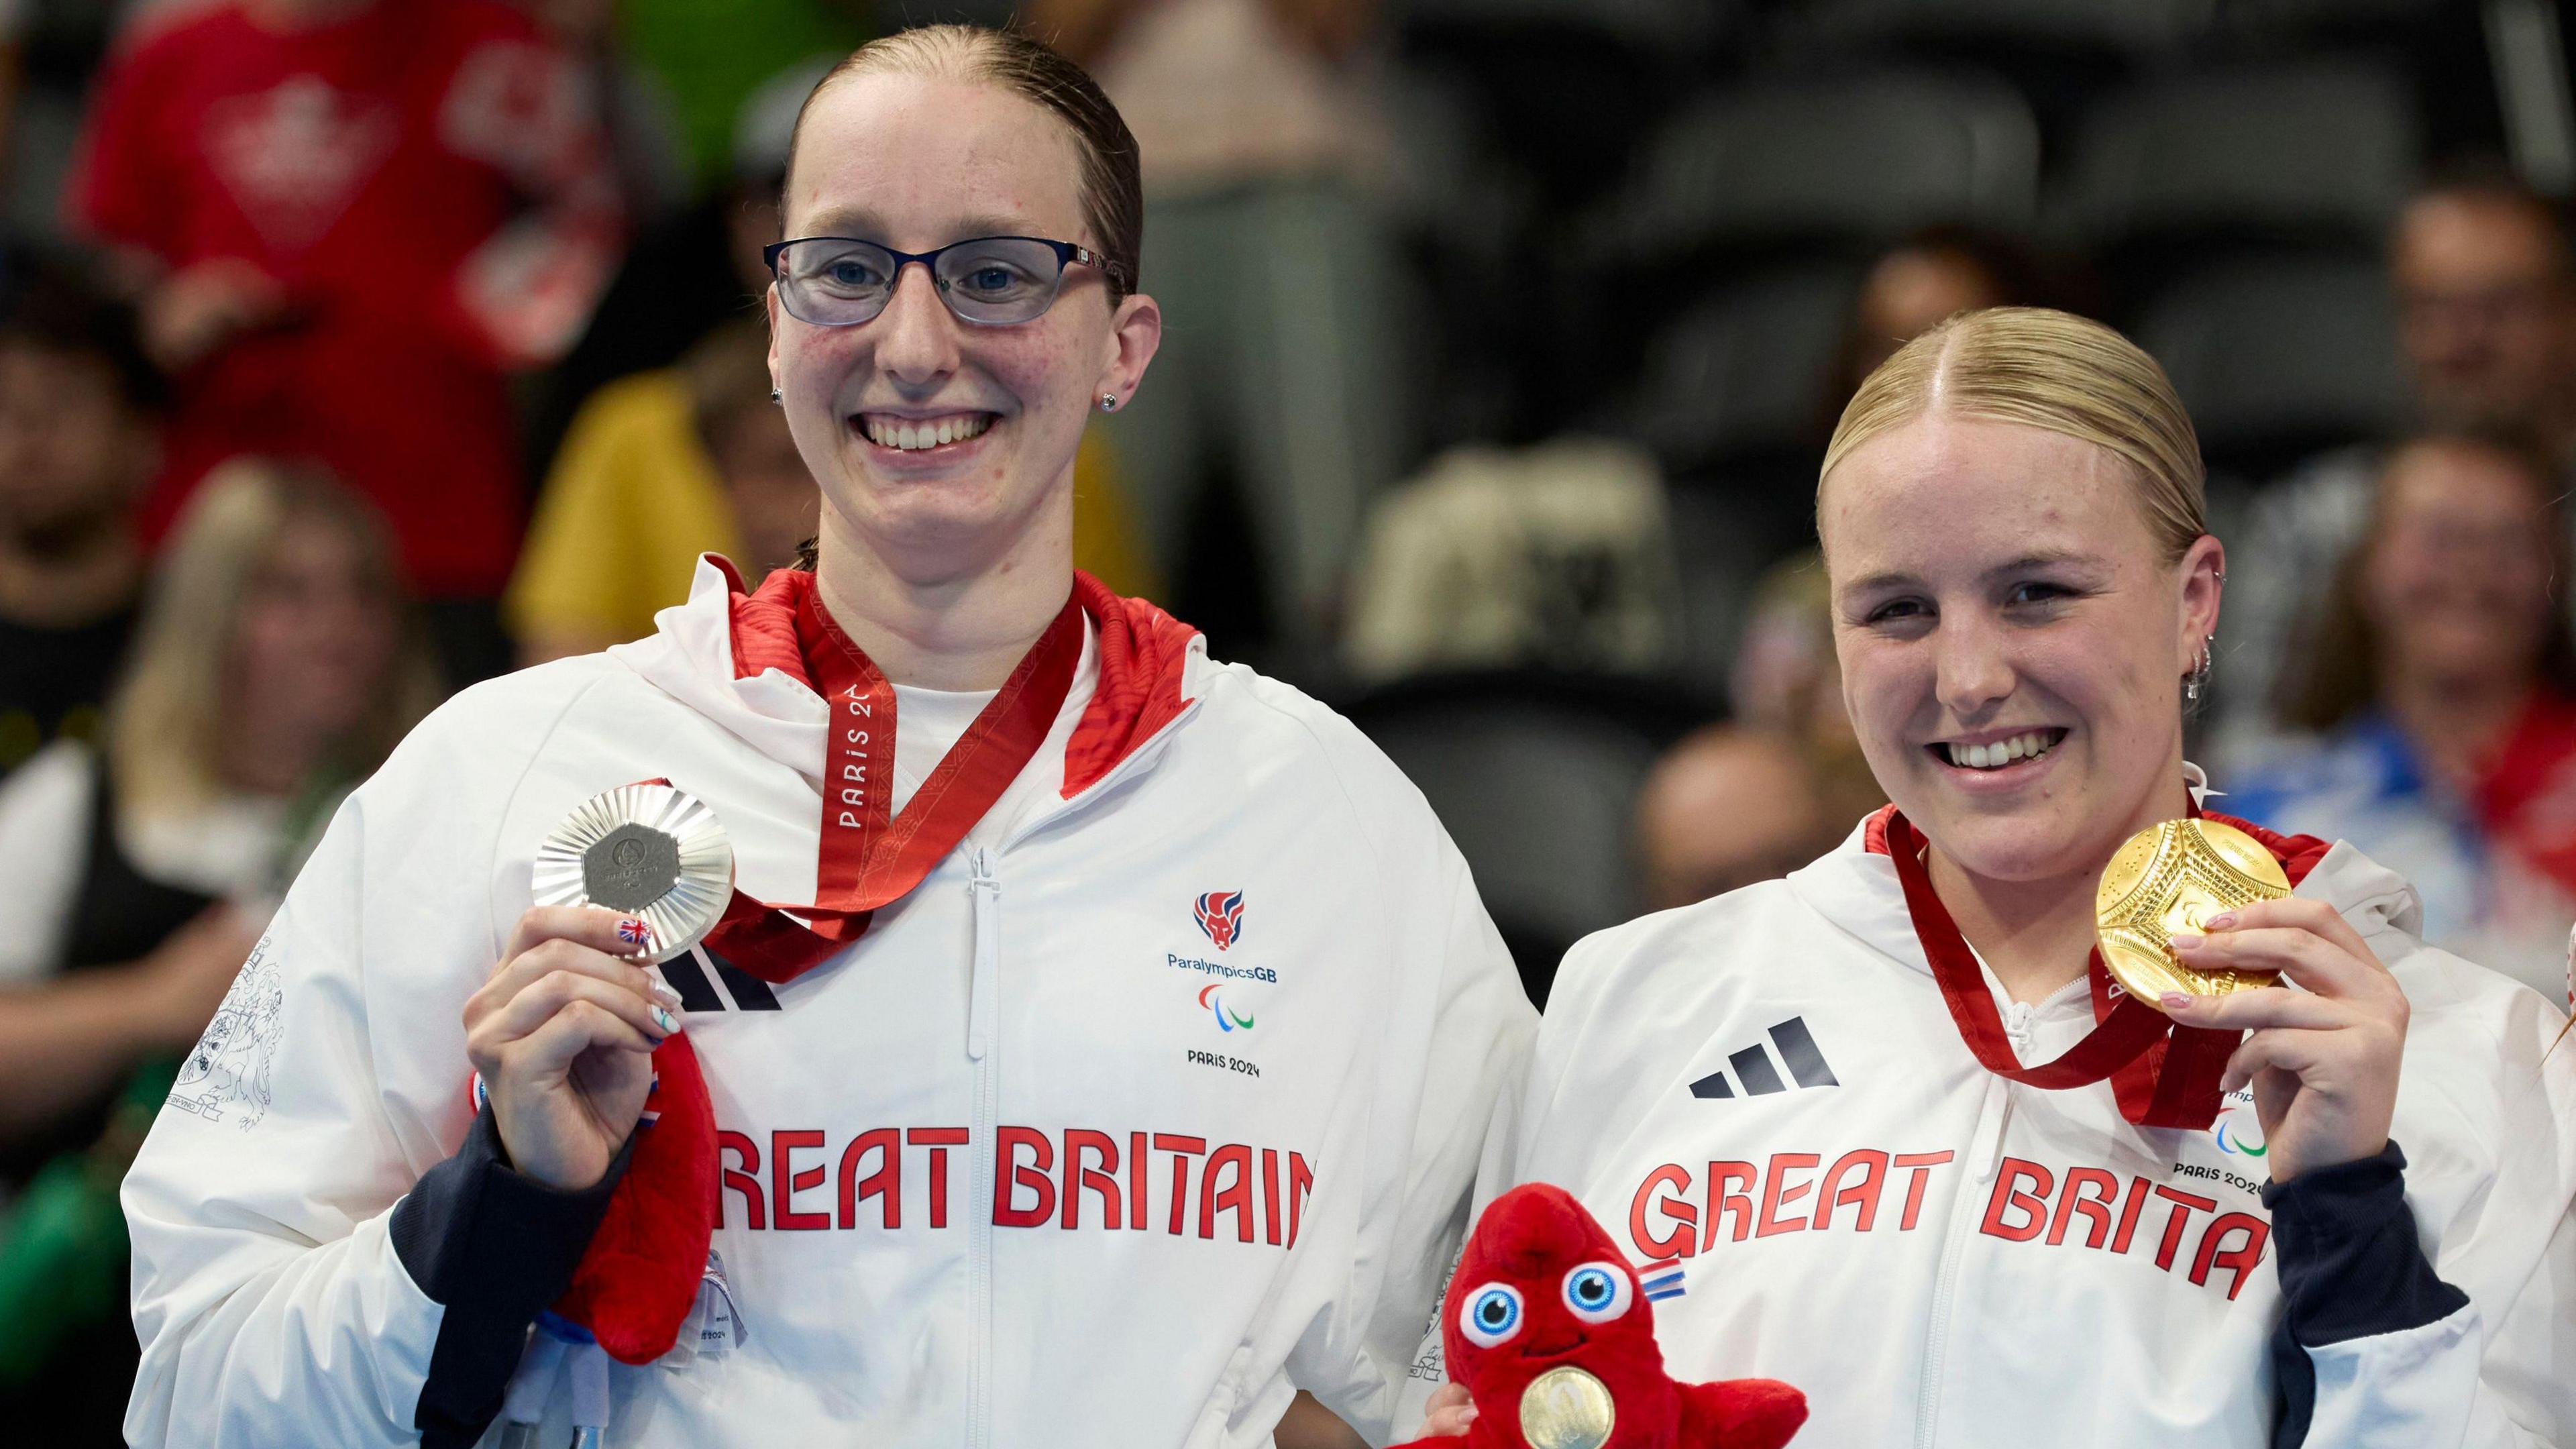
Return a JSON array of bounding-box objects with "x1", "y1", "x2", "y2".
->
[
  {"x1": 2261, "y1": 1140, "x2": 2467, "y2": 1347},
  {"x1": 2260, "y1": 1140, "x2": 2468, "y2": 1448},
  {"x1": 390, "y1": 1105, "x2": 634, "y2": 1449}
]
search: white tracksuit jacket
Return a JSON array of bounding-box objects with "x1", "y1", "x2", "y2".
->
[
  {"x1": 1397, "y1": 814, "x2": 2576, "y2": 1448},
  {"x1": 121, "y1": 564, "x2": 1536, "y2": 1448}
]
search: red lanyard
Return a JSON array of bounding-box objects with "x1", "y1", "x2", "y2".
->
[
  {"x1": 1882, "y1": 810, "x2": 2245, "y2": 1130},
  {"x1": 703, "y1": 583, "x2": 1087, "y2": 983}
]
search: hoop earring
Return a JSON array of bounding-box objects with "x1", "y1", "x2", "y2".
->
[{"x1": 2184, "y1": 635, "x2": 2214, "y2": 704}]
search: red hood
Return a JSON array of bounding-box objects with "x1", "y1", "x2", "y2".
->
[{"x1": 721, "y1": 563, "x2": 1201, "y2": 800}]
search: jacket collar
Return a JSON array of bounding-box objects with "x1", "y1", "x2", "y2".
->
[{"x1": 612, "y1": 556, "x2": 1207, "y2": 799}]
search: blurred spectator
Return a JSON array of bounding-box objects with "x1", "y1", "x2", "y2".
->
[
  {"x1": 1823, "y1": 228, "x2": 2039, "y2": 425},
  {"x1": 1343, "y1": 437, "x2": 1680, "y2": 682},
  {"x1": 524, "y1": 52, "x2": 824, "y2": 476},
  {"x1": 2226, "y1": 433, "x2": 2576, "y2": 1002},
  {"x1": 0, "y1": 254, "x2": 160, "y2": 777},
  {"x1": 2224, "y1": 169, "x2": 2576, "y2": 735},
  {"x1": 513, "y1": 0, "x2": 694, "y2": 227},
  {"x1": 508, "y1": 318, "x2": 806, "y2": 662},
  {"x1": 1727, "y1": 551, "x2": 1884, "y2": 831},
  {"x1": 1040, "y1": 0, "x2": 1405, "y2": 653},
  {"x1": 0, "y1": 459, "x2": 439, "y2": 1437},
  {"x1": 66, "y1": 0, "x2": 624, "y2": 688},
  {"x1": 1634, "y1": 724, "x2": 1838, "y2": 912}
]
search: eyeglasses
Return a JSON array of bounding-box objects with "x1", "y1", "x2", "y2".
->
[{"x1": 764, "y1": 235, "x2": 1124, "y2": 327}]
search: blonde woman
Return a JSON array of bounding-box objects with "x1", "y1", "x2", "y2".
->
[
  {"x1": 0, "y1": 460, "x2": 439, "y2": 1150},
  {"x1": 1409, "y1": 309, "x2": 2575, "y2": 1446}
]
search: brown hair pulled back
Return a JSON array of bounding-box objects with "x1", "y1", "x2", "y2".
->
[{"x1": 785, "y1": 24, "x2": 1143, "y2": 303}]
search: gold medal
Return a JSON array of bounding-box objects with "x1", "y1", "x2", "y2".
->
[
  {"x1": 2095, "y1": 818, "x2": 2290, "y2": 1012},
  {"x1": 1519, "y1": 1364, "x2": 1616, "y2": 1449}
]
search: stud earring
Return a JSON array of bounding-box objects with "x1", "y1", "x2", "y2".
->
[
  {"x1": 769, "y1": 388, "x2": 782, "y2": 405},
  {"x1": 1099, "y1": 392, "x2": 1117, "y2": 413}
]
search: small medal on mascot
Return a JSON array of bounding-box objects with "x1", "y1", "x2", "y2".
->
[{"x1": 1394, "y1": 1183, "x2": 1807, "y2": 1449}]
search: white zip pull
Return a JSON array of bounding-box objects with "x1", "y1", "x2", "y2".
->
[
  {"x1": 496, "y1": 1329, "x2": 569, "y2": 1449},
  {"x1": 567, "y1": 1337, "x2": 610, "y2": 1448},
  {"x1": 2002, "y1": 1000, "x2": 2036, "y2": 1055},
  {"x1": 967, "y1": 849, "x2": 1000, "y2": 1060}
]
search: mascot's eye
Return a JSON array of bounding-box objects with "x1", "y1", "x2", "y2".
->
[
  {"x1": 1459, "y1": 1283, "x2": 1525, "y2": 1347},
  {"x1": 1560, "y1": 1261, "x2": 1633, "y2": 1324}
]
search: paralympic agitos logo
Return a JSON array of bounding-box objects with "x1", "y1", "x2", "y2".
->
[
  {"x1": 1198, "y1": 983, "x2": 1254, "y2": 1033},
  {"x1": 2212, "y1": 1096, "x2": 2268, "y2": 1158}
]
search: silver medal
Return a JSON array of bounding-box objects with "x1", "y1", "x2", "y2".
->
[{"x1": 532, "y1": 782, "x2": 735, "y2": 962}]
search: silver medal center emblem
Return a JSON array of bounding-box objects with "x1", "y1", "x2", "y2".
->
[
  {"x1": 533, "y1": 782, "x2": 735, "y2": 962},
  {"x1": 584, "y1": 823, "x2": 682, "y2": 911}
]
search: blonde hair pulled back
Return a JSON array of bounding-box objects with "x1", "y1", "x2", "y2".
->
[{"x1": 1820, "y1": 307, "x2": 2208, "y2": 565}]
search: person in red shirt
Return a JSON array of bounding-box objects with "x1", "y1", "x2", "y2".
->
[{"x1": 68, "y1": 0, "x2": 622, "y2": 684}]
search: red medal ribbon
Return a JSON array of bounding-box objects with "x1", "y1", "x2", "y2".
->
[
  {"x1": 702, "y1": 573, "x2": 1087, "y2": 983},
  {"x1": 1880, "y1": 804, "x2": 2326, "y2": 1131}
]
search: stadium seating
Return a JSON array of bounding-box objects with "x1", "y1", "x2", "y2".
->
[
  {"x1": 1591, "y1": 71, "x2": 2042, "y2": 262},
  {"x1": 1619, "y1": 262, "x2": 1860, "y2": 474},
  {"x1": 2134, "y1": 253, "x2": 2410, "y2": 481},
  {"x1": 2058, "y1": 59, "x2": 2422, "y2": 258},
  {"x1": 1345, "y1": 672, "x2": 1712, "y2": 1002}
]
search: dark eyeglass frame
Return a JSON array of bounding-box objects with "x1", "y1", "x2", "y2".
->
[{"x1": 763, "y1": 234, "x2": 1127, "y2": 327}]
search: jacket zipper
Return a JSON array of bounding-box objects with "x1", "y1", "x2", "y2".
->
[
  {"x1": 1980, "y1": 1002, "x2": 2035, "y2": 1183},
  {"x1": 1927, "y1": 989, "x2": 2040, "y2": 1444},
  {"x1": 966, "y1": 848, "x2": 1002, "y2": 1449},
  {"x1": 957, "y1": 700, "x2": 1194, "y2": 1444},
  {"x1": 1913, "y1": 1069, "x2": 2000, "y2": 1449},
  {"x1": 1920, "y1": 998, "x2": 2038, "y2": 1447}
]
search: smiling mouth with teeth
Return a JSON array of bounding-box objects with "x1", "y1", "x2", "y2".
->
[
  {"x1": 1933, "y1": 728, "x2": 2068, "y2": 771},
  {"x1": 857, "y1": 413, "x2": 996, "y2": 451}
]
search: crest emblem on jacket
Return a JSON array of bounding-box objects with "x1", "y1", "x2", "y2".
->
[{"x1": 1194, "y1": 890, "x2": 1246, "y2": 951}]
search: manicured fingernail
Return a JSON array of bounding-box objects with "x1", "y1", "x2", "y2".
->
[
  {"x1": 652, "y1": 1005, "x2": 678, "y2": 1034},
  {"x1": 648, "y1": 979, "x2": 684, "y2": 1010},
  {"x1": 2168, "y1": 932, "x2": 2203, "y2": 951},
  {"x1": 2159, "y1": 991, "x2": 2192, "y2": 1012},
  {"x1": 2202, "y1": 912, "x2": 2237, "y2": 931},
  {"x1": 1460, "y1": 1404, "x2": 1479, "y2": 1423},
  {"x1": 621, "y1": 918, "x2": 653, "y2": 953}
]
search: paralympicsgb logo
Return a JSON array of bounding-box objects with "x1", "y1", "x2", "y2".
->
[{"x1": 1193, "y1": 890, "x2": 1246, "y2": 950}]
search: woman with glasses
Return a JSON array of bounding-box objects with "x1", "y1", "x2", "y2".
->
[
  {"x1": 1405, "y1": 309, "x2": 2575, "y2": 1447},
  {"x1": 121, "y1": 25, "x2": 1532, "y2": 1449}
]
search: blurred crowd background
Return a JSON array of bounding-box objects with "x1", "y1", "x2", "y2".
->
[{"x1": 3, "y1": 0, "x2": 2576, "y2": 1435}]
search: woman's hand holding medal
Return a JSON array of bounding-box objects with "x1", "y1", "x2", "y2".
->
[
  {"x1": 2159, "y1": 898, "x2": 2410, "y2": 1185},
  {"x1": 462, "y1": 906, "x2": 684, "y2": 1191}
]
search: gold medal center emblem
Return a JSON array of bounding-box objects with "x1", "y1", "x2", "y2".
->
[
  {"x1": 1519, "y1": 1364, "x2": 1616, "y2": 1449},
  {"x1": 2094, "y1": 818, "x2": 2290, "y2": 1013}
]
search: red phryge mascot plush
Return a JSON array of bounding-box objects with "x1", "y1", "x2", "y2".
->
[{"x1": 1395, "y1": 1183, "x2": 1806, "y2": 1449}]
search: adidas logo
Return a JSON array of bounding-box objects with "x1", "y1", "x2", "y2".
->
[{"x1": 1689, "y1": 1017, "x2": 1838, "y2": 1098}]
